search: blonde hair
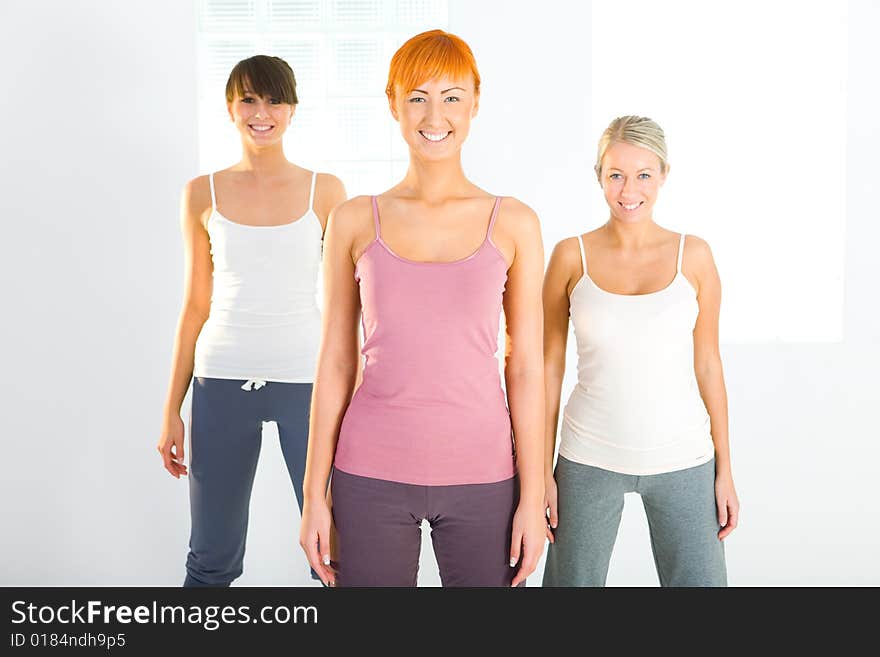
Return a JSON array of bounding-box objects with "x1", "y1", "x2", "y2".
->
[{"x1": 595, "y1": 115, "x2": 668, "y2": 181}]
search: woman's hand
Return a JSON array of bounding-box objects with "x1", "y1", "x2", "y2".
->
[
  {"x1": 299, "y1": 497, "x2": 336, "y2": 586},
  {"x1": 544, "y1": 474, "x2": 558, "y2": 544},
  {"x1": 157, "y1": 414, "x2": 187, "y2": 478},
  {"x1": 715, "y1": 471, "x2": 740, "y2": 540},
  {"x1": 509, "y1": 499, "x2": 547, "y2": 587}
]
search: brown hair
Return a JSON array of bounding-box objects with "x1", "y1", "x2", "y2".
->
[{"x1": 225, "y1": 55, "x2": 298, "y2": 104}]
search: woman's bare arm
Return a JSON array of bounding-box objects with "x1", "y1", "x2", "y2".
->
[
  {"x1": 299, "y1": 196, "x2": 367, "y2": 584},
  {"x1": 541, "y1": 237, "x2": 580, "y2": 534},
  {"x1": 498, "y1": 198, "x2": 546, "y2": 586},
  {"x1": 542, "y1": 238, "x2": 579, "y2": 479},
  {"x1": 313, "y1": 173, "x2": 347, "y2": 234},
  {"x1": 157, "y1": 177, "x2": 213, "y2": 478},
  {"x1": 687, "y1": 235, "x2": 739, "y2": 539}
]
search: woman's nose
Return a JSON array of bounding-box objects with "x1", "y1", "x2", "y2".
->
[
  {"x1": 254, "y1": 100, "x2": 271, "y2": 118},
  {"x1": 428, "y1": 101, "x2": 443, "y2": 124}
]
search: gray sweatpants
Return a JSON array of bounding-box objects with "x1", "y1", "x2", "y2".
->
[
  {"x1": 543, "y1": 456, "x2": 727, "y2": 587},
  {"x1": 184, "y1": 377, "x2": 314, "y2": 587}
]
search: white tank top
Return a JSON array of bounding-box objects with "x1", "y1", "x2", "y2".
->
[
  {"x1": 559, "y1": 233, "x2": 715, "y2": 475},
  {"x1": 193, "y1": 171, "x2": 323, "y2": 385}
]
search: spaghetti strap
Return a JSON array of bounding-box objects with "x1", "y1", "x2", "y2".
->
[
  {"x1": 307, "y1": 171, "x2": 317, "y2": 211},
  {"x1": 371, "y1": 195, "x2": 382, "y2": 240},
  {"x1": 676, "y1": 233, "x2": 686, "y2": 272},
  {"x1": 576, "y1": 234, "x2": 587, "y2": 279},
  {"x1": 208, "y1": 172, "x2": 217, "y2": 211},
  {"x1": 486, "y1": 197, "x2": 502, "y2": 243}
]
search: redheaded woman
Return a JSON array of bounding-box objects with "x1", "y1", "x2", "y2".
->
[{"x1": 299, "y1": 31, "x2": 546, "y2": 587}]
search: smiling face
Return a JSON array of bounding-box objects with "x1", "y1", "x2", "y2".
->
[
  {"x1": 390, "y1": 77, "x2": 478, "y2": 162},
  {"x1": 227, "y1": 87, "x2": 294, "y2": 147},
  {"x1": 599, "y1": 141, "x2": 667, "y2": 223}
]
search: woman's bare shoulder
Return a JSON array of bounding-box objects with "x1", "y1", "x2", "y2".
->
[
  {"x1": 496, "y1": 196, "x2": 538, "y2": 225},
  {"x1": 683, "y1": 233, "x2": 715, "y2": 269},
  {"x1": 326, "y1": 195, "x2": 375, "y2": 237},
  {"x1": 180, "y1": 175, "x2": 213, "y2": 227}
]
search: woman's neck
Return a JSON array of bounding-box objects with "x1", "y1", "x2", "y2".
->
[
  {"x1": 398, "y1": 156, "x2": 472, "y2": 203},
  {"x1": 603, "y1": 216, "x2": 661, "y2": 250},
  {"x1": 234, "y1": 143, "x2": 291, "y2": 178}
]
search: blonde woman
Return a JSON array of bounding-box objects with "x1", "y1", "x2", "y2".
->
[{"x1": 542, "y1": 116, "x2": 739, "y2": 586}]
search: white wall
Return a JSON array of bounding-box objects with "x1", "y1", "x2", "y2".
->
[
  {"x1": 1, "y1": 0, "x2": 877, "y2": 586},
  {"x1": 0, "y1": 0, "x2": 200, "y2": 585}
]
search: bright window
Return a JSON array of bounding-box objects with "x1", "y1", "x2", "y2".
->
[{"x1": 197, "y1": 0, "x2": 448, "y2": 195}]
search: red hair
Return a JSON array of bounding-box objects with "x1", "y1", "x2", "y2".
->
[{"x1": 385, "y1": 30, "x2": 480, "y2": 103}]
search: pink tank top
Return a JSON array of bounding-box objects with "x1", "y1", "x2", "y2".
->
[{"x1": 333, "y1": 196, "x2": 516, "y2": 486}]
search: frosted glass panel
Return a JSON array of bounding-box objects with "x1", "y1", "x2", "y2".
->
[
  {"x1": 268, "y1": 0, "x2": 322, "y2": 29},
  {"x1": 200, "y1": 0, "x2": 257, "y2": 31},
  {"x1": 204, "y1": 39, "x2": 258, "y2": 87},
  {"x1": 330, "y1": 0, "x2": 383, "y2": 26},
  {"x1": 330, "y1": 37, "x2": 386, "y2": 95},
  {"x1": 394, "y1": 0, "x2": 445, "y2": 26},
  {"x1": 198, "y1": 0, "x2": 448, "y2": 186}
]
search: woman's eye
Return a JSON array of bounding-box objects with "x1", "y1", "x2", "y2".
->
[
  {"x1": 609, "y1": 173, "x2": 621, "y2": 180},
  {"x1": 444, "y1": 96, "x2": 460, "y2": 102},
  {"x1": 408, "y1": 97, "x2": 425, "y2": 103},
  {"x1": 242, "y1": 97, "x2": 254, "y2": 103},
  {"x1": 269, "y1": 98, "x2": 281, "y2": 104},
  {"x1": 639, "y1": 173, "x2": 651, "y2": 179}
]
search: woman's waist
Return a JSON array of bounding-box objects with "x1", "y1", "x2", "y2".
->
[
  {"x1": 351, "y1": 382, "x2": 508, "y2": 411},
  {"x1": 203, "y1": 306, "x2": 320, "y2": 328},
  {"x1": 354, "y1": 372, "x2": 507, "y2": 410},
  {"x1": 337, "y1": 397, "x2": 514, "y2": 479},
  {"x1": 195, "y1": 319, "x2": 320, "y2": 355},
  {"x1": 562, "y1": 388, "x2": 711, "y2": 448},
  {"x1": 568, "y1": 376, "x2": 703, "y2": 407}
]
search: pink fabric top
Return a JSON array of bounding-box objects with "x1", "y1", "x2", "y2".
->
[{"x1": 333, "y1": 196, "x2": 516, "y2": 486}]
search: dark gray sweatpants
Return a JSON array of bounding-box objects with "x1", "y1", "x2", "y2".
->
[
  {"x1": 543, "y1": 456, "x2": 727, "y2": 587},
  {"x1": 330, "y1": 467, "x2": 521, "y2": 587},
  {"x1": 184, "y1": 377, "x2": 313, "y2": 587}
]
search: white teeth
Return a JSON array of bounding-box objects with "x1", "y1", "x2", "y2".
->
[
  {"x1": 621, "y1": 202, "x2": 641, "y2": 210},
  {"x1": 420, "y1": 130, "x2": 450, "y2": 142},
  {"x1": 250, "y1": 125, "x2": 273, "y2": 131}
]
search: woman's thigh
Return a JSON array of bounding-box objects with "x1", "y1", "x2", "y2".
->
[
  {"x1": 638, "y1": 459, "x2": 727, "y2": 587},
  {"x1": 543, "y1": 457, "x2": 633, "y2": 587},
  {"x1": 330, "y1": 468, "x2": 424, "y2": 587},
  {"x1": 427, "y1": 477, "x2": 519, "y2": 587}
]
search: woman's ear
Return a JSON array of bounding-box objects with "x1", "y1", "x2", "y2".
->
[
  {"x1": 389, "y1": 96, "x2": 399, "y2": 122},
  {"x1": 227, "y1": 102, "x2": 234, "y2": 122},
  {"x1": 471, "y1": 94, "x2": 479, "y2": 119}
]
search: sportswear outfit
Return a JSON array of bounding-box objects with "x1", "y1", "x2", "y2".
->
[
  {"x1": 184, "y1": 172, "x2": 322, "y2": 586},
  {"x1": 331, "y1": 196, "x2": 519, "y2": 586},
  {"x1": 543, "y1": 234, "x2": 727, "y2": 587}
]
